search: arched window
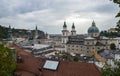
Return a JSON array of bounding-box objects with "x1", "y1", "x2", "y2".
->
[{"x1": 63, "y1": 32, "x2": 65, "y2": 36}]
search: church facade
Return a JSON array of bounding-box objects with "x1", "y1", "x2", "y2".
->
[{"x1": 61, "y1": 21, "x2": 116, "y2": 56}]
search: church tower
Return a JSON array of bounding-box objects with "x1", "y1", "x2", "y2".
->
[
  {"x1": 71, "y1": 22, "x2": 76, "y2": 36},
  {"x1": 61, "y1": 21, "x2": 69, "y2": 46},
  {"x1": 8, "y1": 25, "x2": 12, "y2": 41},
  {"x1": 45, "y1": 32, "x2": 50, "y2": 39},
  {"x1": 34, "y1": 25, "x2": 38, "y2": 39}
]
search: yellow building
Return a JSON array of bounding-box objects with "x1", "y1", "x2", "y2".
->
[{"x1": 108, "y1": 28, "x2": 117, "y2": 33}]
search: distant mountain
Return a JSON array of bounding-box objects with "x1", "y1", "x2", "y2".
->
[{"x1": 0, "y1": 25, "x2": 46, "y2": 39}]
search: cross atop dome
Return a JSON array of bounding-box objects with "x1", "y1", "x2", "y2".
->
[{"x1": 92, "y1": 20, "x2": 96, "y2": 26}]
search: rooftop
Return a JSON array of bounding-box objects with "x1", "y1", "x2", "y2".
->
[
  {"x1": 14, "y1": 44, "x2": 102, "y2": 76},
  {"x1": 85, "y1": 36, "x2": 95, "y2": 40}
]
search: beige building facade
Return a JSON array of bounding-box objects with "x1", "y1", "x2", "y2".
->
[{"x1": 65, "y1": 21, "x2": 116, "y2": 56}]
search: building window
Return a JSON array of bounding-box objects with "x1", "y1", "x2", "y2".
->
[
  {"x1": 87, "y1": 47, "x2": 89, "y2": 49},
  {"x1": 68, "y1": 48, "x2": 70, "y2": 50},
  {"x1": 68, "y1": 45, "x2": 70, "y2": 47},
  {"x1": 63, "y1": 32, "x2": 65, "y2": 36},
  {"x1": 63, "y1": 40, "x2": 64, "y2": 43},
  {"x1": 106, "y1": 42, "x2": 107, "y2": 44}
]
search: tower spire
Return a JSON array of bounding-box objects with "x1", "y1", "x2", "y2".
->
[
  {"x1": 8, "y1": 25, "x2": 12, "y2": 41},
  {"x1": 71, "y1": 22, "x2": 76, "y2": 36},
  {"x1": 36, "y1": 25, "x2": 38, "y2": 30},
  {"x1": 72, "y1": 22, "x2": 75, "y2": 29},
  {"x1": 34, "y1": 25, "x2": 38, "y2": 39},
  {"x1": 63, "y1": 21, "x2": 67, "y2": 28}
]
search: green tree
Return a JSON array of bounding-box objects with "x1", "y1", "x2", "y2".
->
[
  {"x1": 110, "y1": 43, "x2": 116, "y2": 50},
  {"x1": 0, "y1": 44, "x2": 16, "y2": 76},
  {"x1": 0, "y1": 25, "x2": 9, "y2": 39},
  {"x1": 110, "y1": 0, "x2": 120, "y2": 36},
  {"x1": 116, "y1": 20, "x2": 120, "y2": 34},
  {"x1": 102, "y1": 61, "x2": 120, "y2": 76},
  {"x1": 111, "y1": 0, "x2": 120, "y2": 17},
  {"x1": 62, "y1": 54, "x2": 68, "y2": 59},
  {"x1": 73, "y1": 56, "x2": 79, "y2": 62}
]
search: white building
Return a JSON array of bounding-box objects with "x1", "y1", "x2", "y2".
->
[{"x1": 114, "y1": 37, "x2": 120, "y2": 49}]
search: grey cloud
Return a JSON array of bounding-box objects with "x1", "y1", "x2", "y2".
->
[
  {"x1": 0, "y1": 0, "x2": 50, "y2": 18},
  {"x1": 0, "y1": 0, "x2": 119, "y2": 34},
  {"x1": 0, "y1": 0, "x2": 116, "y2": 18},
  {"x1": 92, "y1": 4, "x2": 119, "y2": 14},
  {"x1": 74, "y1": 3, "x2": 118, "y2": 14}
]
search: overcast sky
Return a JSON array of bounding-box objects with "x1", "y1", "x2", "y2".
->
[{"x1": 0, "y1": 0, "x2": 119, "y2": 34}]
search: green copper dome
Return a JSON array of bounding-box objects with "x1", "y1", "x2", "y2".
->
[{"x1": 88, "y1": 21, "x2": 99, "y2": 33}]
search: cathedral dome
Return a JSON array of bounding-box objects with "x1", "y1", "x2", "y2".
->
[
  {"x1": 88, "y1": 21, "x2": 99, "y2": 33},
  {"x1": 88, "y1": 26, "x2": 99, "y2": 33}
]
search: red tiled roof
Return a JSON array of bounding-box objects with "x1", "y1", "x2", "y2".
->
[{"x1": 14, "y1": 44, "x2": 101, "y2": 76}]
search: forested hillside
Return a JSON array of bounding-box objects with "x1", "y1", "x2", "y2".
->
[{"x1": 0, "y1": 25, "x2": 45, "y2": 39}]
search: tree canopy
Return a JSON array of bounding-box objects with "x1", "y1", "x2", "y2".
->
[
  {"x1": 110, "y1": 43, "x2": 116, "y2": 50},
  {"x1": 101, "y1": 0, "x2": 120, "y2": 37},
  {"x1": 73, "y1": 56, "x2": 79, "y2": 62},
  {"x1": 0, "y1": 44, "x2": 16, "y2": 76},
  {"x1": 0, "y1": 25, "x2": 46, "y2": 39},
  {"x1": 111, "y1": 0, "x2": 120, "y2": 17},
  {"x1": 102, "y1": 61, "x2": 120, "y2": 76}
]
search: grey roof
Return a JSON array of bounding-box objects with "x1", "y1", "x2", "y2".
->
[
  {"x1": 85, "y1": 36, "x2": 95, "y2": 40},
  {"x1": 67, "y1": 41, "x2": 84, "y2": 45},
  {"x1": 68, "y1": 35, "x2": 85, "y2": 39},
  {"x1": 67, "y1": 35, "x2": 85, "y2": 45},
  {"x1": 95, "y1": 42, "x2": 105, "y2": 46},
  {"x1": 101, "y1": 36, "x2": 109, "y2": 40},
  {"x1": 99, "y1": 50, "x2": 115, "y2": 60}
]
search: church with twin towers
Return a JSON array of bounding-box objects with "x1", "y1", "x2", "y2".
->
[
  {"x1": 61, "y1": 21, "x2": 115, "y2": 56},
  {"x1": 61, "y1": 21, "x2": 76, "y2": 44}
]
